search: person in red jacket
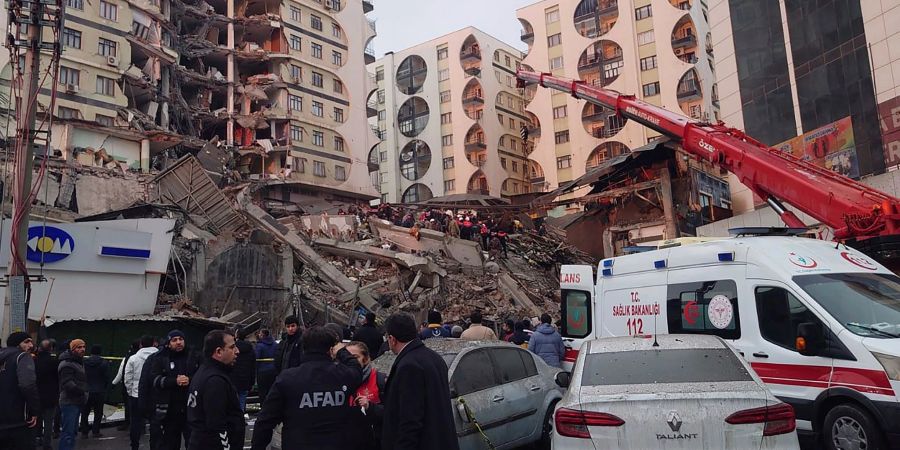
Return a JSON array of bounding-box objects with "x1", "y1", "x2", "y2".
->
[{"x1": 347, "y1": 341, "x2": 387, "y2": 450}]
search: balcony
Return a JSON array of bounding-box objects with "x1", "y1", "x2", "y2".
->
[
  {"x1": 364, "y1": 45, "x2": 376, "y2": 64},
  {"x1": 363, "y1": 0, "x2": 373, "y2": 13},
  {"x1": 468, "y1": 187, "x2": 490, "y2": 195},
  {"x1": 462, "y1": 93, "x2": 484, "y2": 105},
  {"x1": 527, "y1": 126, "x2": 541, "y2": 138},
  {"x1": 677, "y1": 53, "x2": 698, "y2": 64},
  {"x1": 460, "y1": 48, "x2": 481, "y2": 62},
  {"x1": 371, "y1": 126, "x2": 386, "y2": 140},
  {"x1": 520, "y1": 30, "x2": 534, "y2": 42},
  {"x1": 468, "y1": 158, "x2": 486, "y2": 168},
  {"x1": 367, "y1": 99, "x2": 378, "y2": 118},
  {"x1": 578, "y1": 52, "x2": 622, "y2": 71},
  {"x1": 463, "y1": 65, "x2": 481, "y2": 77},
  {"x1": 465, "y1": 139, "x2": 487, "y2": 153},
  {"x1": 582, "y1": 106, "x2": 611, "y2": 123},
  {"x1": 672, "y1": 34, "x2": 698, "y2": 50},
  {"x1": 677, "y1": 82, "x2": 701, "y2": 101},
  {"x1": 574, "y1": 1, "x2": 618, "y2": 23}
]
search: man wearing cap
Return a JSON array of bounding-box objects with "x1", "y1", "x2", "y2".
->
[
  {"x1": 0, "y1": 332, "x2": 40, "y2": 449},
  {"x1": 148, "y1": 329, "x2": 201, "y2": 449},
  {"x1": 58, "y1": 338, "x2": 87, "y2": 450}
]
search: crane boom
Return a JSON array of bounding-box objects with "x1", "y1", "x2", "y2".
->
[{"x1": 517, "y1": 70, "x2": 900, "y2": 240}]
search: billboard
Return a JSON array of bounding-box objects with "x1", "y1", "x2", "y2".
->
[
  {"x1": 775, "y1": 116, "x2": 859, "y2": 179},
  {"x1": 880, "y1": 95, "x2": 900, "y2": 168}
]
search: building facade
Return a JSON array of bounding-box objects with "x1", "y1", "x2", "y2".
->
[
  {"x1": 367, "y1": 27, "x2": 533, "y2": 203},
  {"x1": 0, "y1": 0, "x2": 378, "y2": 202},
  {"x1": 517, "y1": 0, "x2": 720, "y2": 203},
  {"x1": 710, "y1": 0, "x2": 895, "y2": 214}
]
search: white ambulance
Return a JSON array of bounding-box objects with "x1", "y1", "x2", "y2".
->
[{"x1": 558, "y1": 234, "x2": 900, "y2": 449}]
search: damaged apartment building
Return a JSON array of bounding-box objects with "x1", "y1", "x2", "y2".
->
[{"x1": 0, "y1": 0, "x2": 379, "y2": 217}]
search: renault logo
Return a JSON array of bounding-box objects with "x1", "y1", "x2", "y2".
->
[{"x1": 666, "y1": 411, "x2": 682, "y2": 432}]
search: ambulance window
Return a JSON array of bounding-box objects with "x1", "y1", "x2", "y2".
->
[
  {"x1": 561, "y1": 289, "x2": 591, "y2": 338},
  {"x1": 756, "y1": 286, "x2": 820, "y2": 351},
  {"x1": 666, "y1": 280, "x2": 740, "y2": 339}
]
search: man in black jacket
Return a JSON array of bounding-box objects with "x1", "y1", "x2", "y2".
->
[
  {"x1": 381, "y1": 313, "x2": 459, "y2": 450},
  {"x1": 80, "y1": 345, "x2": 109, "y2": 438},
  {"x1": 149, "y1": 330, "x2": 201, "y2": 449},
  {"x1": 58, "y1": 339, "x2": 87, "y2": 450},
  {"x1": 187, "y1": 330, "x2": 245, "y2": 450},
  {"x1": 229, "y1": 327, "x2": 256, "y2": 412},
  {"x1": 251, "y1": 326, "x2": 363, "y2": 450},
  {"x1": 34, "y1": 339, "x2": 59, "y2": 450},
  {"x1": 0, "y1": 332, "x2": 40, "y2": 450},
  {"x1": 274, "y1": 316, "x2": 302, "y2": 373},
  {"x1": 352, "y1": 312, "x2": 383, "y2": 359}
]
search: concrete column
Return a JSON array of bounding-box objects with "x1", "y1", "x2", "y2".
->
[
  {"x1": 226, "y1": 0, "x2": 235, "y2": 145},
  {"x1": 659, "y1": 167, "x2": 678, "y2": 240},
  {"x1": 140, "y1": 139, "x2": 151, "y2": 172},
  {"x1": 160, "y1": 66, "x2": 171, "y2": 129}
]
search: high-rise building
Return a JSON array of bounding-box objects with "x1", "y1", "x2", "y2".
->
[
  {"x1": 367, "y1": 27, "x2": 532, "y2": 203},
  {"x1": 0, "y1": 0, "x2": 378, "y2": 202},
  {"x1": 709, "y1": 0, "x2": 894, "y2": 214},
  {"x1": 517, "y1": 0, "x2": 719, "y2": 199}
]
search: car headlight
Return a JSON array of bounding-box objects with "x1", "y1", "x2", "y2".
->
[{"x1": 873, "y1": 352, "x2": 900, "y2": 381}]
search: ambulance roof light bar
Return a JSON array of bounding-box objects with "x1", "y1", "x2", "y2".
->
[{"x1": 728, "y1": 227, "x2": 810, "y2": 237}]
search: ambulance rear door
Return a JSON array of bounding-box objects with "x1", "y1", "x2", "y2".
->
[{"x1": 560, "y1": 265, "x2": 596, "y2": 370}]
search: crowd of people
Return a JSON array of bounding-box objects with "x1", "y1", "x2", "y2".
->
[{"x1": 0, "y1": 306, "x2": 564, "y2": 450}]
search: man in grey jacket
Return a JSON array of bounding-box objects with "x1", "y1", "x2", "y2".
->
[
  {"x1": 58, "y1": 339, "x2": 87, "y2": 450},
  {"x1": 0, "y1": 332, "x2": 40, "y2": 449}
]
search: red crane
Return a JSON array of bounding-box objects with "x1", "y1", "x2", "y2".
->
[{"x1": 517, "y1": 70, "x2": 900, "y2": 243}]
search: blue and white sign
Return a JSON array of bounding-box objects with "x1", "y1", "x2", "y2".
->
[{"x1": 27, "y1": 226, "x2": 75, "y2": 263}]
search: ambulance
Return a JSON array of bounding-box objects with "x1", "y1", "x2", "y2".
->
[{"x1": 558, "y1": 232, "x2": 900, "y2": 448}]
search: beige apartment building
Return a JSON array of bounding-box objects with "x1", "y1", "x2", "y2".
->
[
  {"x1": 0, "y1": 0, "x2": 378, "y2": 203},
  {"x1": 367, "y1": 27, "x2": 533, "y2": 203},
  {"x1": 517, "y1": 0, "x2": 719, "y2": 200}
]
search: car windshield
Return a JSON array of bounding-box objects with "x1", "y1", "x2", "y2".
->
[
  {"x1": 794, "y1": 273, "x2": 900, "y2": 338},
  {"x1": 581, "y1": 348, "x2": 753, "y2": 386}
]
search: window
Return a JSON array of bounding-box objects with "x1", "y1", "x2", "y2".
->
[
  {"x1": 441, "y1": 135, "x2": 453, "y2": 146},
  {"x1": 63, "y1": 28, "x2": 81, "y2": 49},
  {"x1": 335, "y1": 165, "x2": 346, "y2": 180},
  {"x1": 377, "y1": 89, "x2": 385, "y2": 104},
  {"x1": 667, "y1": 279, "x2": 741, "y2": 339},
  {"x1": 290, "y1": 35, "x2": 301, "y2": 51},
  {"x1": 442, "y1": 157, "x2": 454, "y2": 169},
  {"x1": 552, "y1": 105, "x2": 567, "y2": 119},
  {"x1": 310, "y1": 14, "x2": 322, "y2": 31},
  {"x1": 289, "y1": 94, "x2": 302, "y2": 111},
  {"x1": 440, "y1": 112, "x2": 452, "y2": 124},
  {"x1": 379, "y1": 151, "x2": 387, "y2": 162},
  {"x1": 311, "y1": 71, "x2": 323, "y2": 87},
  {"x1": 437, "y1": 47, "x2": 448, "y2": 60},
  {"x1": 554, "y1": 130, "x2": 570, "y2": 144},
  {"x1": 547, "y1": 33, "x2": 562, "y2": 47},
  {"x1": 635, "y1": 5, "x2": 652, "y2": 20},
  {"x1": 59, "y1": 66, "x2": 80, "y2": 87},
  {"x1": 436, "y1": 91, "x2": 449, "y2": 104},
  {"x1": 333, "y1": 79, "x2": 343, "y2": 93},
  {"x1": 501, "y1": 157, "x2": 507, "y2": 169},
  {"x1": 333, "y1": 136, "x2": 345, "y2": 152},
  {"x1": 755, "y1": 286, "x2": 822, "y2": 351},
  {"x1": 509, "y1": 118, "x2": 515, "y2": 128},
  {"x1": 642, "y1": 81, "x2": 660, "y2": 97},
  {"x1": 311, "y1": 42, "x2": 322, "y2": 58},
  {"x1": 290, "y1": 65, "x2": 302, "y2": 81},
  {"x1": 438, "y1": 69, "x2": 449, "y2": 81},
  {"x1": 637, "y1": 30, "x2": 655, "y2": 46},
  {"x1": 505, "y1": 55, "x2": 511, "y2": 67},
  {"x1": 793, "y1": 273, "x2": 900, "y2": 339},
  {"x1": 549, "y1": 56, "x2": 564, "y2": 70},
  {"x1": 545, "y1": 9, "x2": 560, "y2": 23},
  {"x1": 377, "y1": 110, "x2": 385, "y2": 121},
  {"x1": 313, "y1": 160, "x2": 326, "y2": 177},
  {"x1": 512, "y1": 161, "x2": 518, "y2": 173},
  {"x1": 492, "y1": 348, "x2": 537, "y2": 383},
  {"x1": 312, "y1": 101, "x2": 324, "y2": 117},
  {"x1": 333, "y1": 107, "x2": 344, "y2": 123},
  {"x1": 640, "y1": 55, "x2": 657, "y2": 71},
  {"x1": 66, "y1": 0, "x2": 82, "y2": 10},
  {"x1": 99, "y1": 0, "x2": 118, "y2": 21},
  {"x1": 375, "y1": 69, "x2": 384, "y2": 81},
  {"x1": 451, "y1": 350, "x2": 497, "y2": 396},
  {"x1": 290, "y1": 6, "x2": 301, "y2": 21},
  {"x1": 332, "y1": 51, "x2": 342, "y2": 66},
  {"x1": 312, "y1": 130, "x2": 324, "y2": 146},
  {"x1": 556, "y1": 155, "x2": 572, "y2": 169},
  {"x1": 444, "y1": 179, "x2": 455, "y2": 191},
  {"x1": 290, "y1": 125, "x2": 302, "y2": 143},
  {"x1": 581, "y1": 349, "x2": 752, "y2": 386},
  {"x1": 331, "y1": 22, "x2": 341, "y2": 38},
  {"x1": 95, "y1": 76, "x2": 115, "y2": 96},
  {"x1": 98, "y1": 38, "x2": 117, "y2": 57},
  {"x1": 95, "y1": 114, "x2": 114, "y2": 126},
  {"x1": 58, "y1": 106, "x2": 80, "y2": 119},
  {"x1": 293, "y1": 157, "x2": 306, "y2": 173}
]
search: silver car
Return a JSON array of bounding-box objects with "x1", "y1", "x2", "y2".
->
[{"x1": 374, "y1": 338, "x2": 565, "y2": 450}]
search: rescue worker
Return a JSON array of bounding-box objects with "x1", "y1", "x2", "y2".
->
[
  {"x1": 250, "y1": 326, "x2": 364, "y2": 450},
  {"x1": 419, "y1": 310, "x2": 451, "y2": 340},
  {"x1": 186, "y1": 330, "x2": 245, "y2": 450},
  {"x1": 149, "y1": 329, "x2": 201, "y2": 449}
]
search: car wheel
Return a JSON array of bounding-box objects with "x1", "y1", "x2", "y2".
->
[
  {"x1": 823, "y1": 404, "x2": 885, "y2": 450},
  {"x1": 536, "y1": 402, "x2": 557, "y2": 449}
]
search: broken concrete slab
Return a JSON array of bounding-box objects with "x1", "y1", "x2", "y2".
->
[
  {"x1": 498, "y1": 273, "x2": 543, "y2": 318},
  {"x1": 368, "y1": 218, "x2": 483, "y2": 267},
  {"x1": 75, "y1": 175, "x2": 144, "y2": 216},
  {"x1": 312, "y1": 237, "x2": 447, "y2": 277}
]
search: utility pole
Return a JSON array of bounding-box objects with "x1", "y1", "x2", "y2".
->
[{"x1": 1, "y1": 0, "x2": 63, "y2": 336}]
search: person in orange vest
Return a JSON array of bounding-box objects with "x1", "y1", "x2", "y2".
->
[{"x1": 347, "y1": 341, "x2": 387, "y2": 450}]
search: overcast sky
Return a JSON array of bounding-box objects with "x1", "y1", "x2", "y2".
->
[{"x1": 370, "y1": 0, "x2": 538, "y2": 56}]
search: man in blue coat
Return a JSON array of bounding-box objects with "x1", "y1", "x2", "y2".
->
[{"x1": 528, "y1": 314, "x2": 566, "y2": 368}]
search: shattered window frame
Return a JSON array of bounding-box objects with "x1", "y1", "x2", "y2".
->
[
  {"x1": 335, "y1": 165, "x2": 346, "y2": 181},
  {"x1": 312, "y1": 100, "x2": 324, "y2": 117},
  {"x1": 311, "y1": 42, "x2": 323, "y2": 59},
  {"x1": 313, "y1": 160, "x2": 326, "y2": 177},
  {"x1": 98, "y1": 37, "x2": 117, "y2": 57},
  {"x1": 288, "y1": 94, "x2": 302, "y2": 111},
  {"x1": 63, "y1": 28, "x2": 81, "y2": 49},
  {"x1": 99, "y1": 0, "x2": 118, "y2": 21},
  {"x1": 310, "y1": 14, "x2": 323, "y2": 31},
  {"x1": 312, "y1": 130, "x2": 324, "y2": 146},
  {"x1": 95, "y1": 75, "x2": 115, "y2": 96}
]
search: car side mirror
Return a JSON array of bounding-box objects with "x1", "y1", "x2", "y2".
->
[
  {"x1": 555, "y1": 371, "x2": 571, "y2": 388},
  {"x1": 796, "y1": 322, "x2": 824, "y2": 356}
]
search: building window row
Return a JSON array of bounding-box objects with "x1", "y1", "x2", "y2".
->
[
  {"x1": 635, "y1": 5, "x2": 652, "y2": 20},
  {"x1": 556, "y1": 155, "x2": 572, "y2": 169}
]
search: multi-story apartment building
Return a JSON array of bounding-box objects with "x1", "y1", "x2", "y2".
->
[
  {"x1": 367, "y1": 27, "x2": 533, "y2": 203},
  {"x1": 0, "y1": 0, "x2": 377, "y2": 203},
  {"x1": 517, "y1": 0, "x2": 720, "y2": 200},
  {"x1": 709, "y1": 0, "x2": 895, "y2": 214}
]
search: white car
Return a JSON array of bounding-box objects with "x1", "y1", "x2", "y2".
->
[{"x1": 552, "y1": 334, "x2": 800, "y2": 449}]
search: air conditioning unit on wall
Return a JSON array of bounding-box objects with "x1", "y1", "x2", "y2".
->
[
  {"x1": 65, "y1": 84, "x2": 78, "y2": 93},
  {"x1": 107, "y1": 56, "x2": 118, "y2": 66}
]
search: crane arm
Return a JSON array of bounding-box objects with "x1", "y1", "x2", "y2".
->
[{"x1": 517, "y1": 70, "x2": 900, "y2": 240}]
